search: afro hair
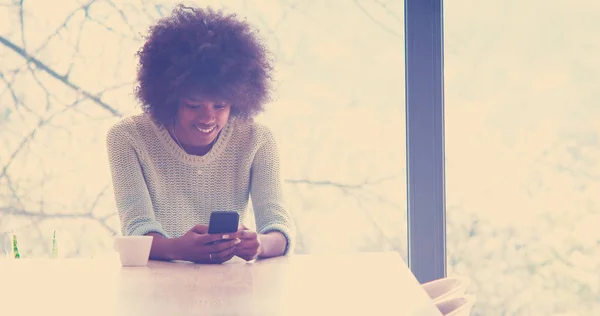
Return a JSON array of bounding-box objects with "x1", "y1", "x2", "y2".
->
[{"x1": 134, "y1": 4, "x2": 274, "y2": 125}]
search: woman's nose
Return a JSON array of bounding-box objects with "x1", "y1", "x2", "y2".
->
[{"x1": 197, "y1": 109, "x2": 215, "y2": 123}]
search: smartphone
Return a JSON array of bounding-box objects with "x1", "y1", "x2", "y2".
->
[{"x1": 208, "y1": 211, "x2": 240, "y2": 235}]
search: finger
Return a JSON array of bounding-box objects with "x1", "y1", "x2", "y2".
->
[
  {"x1": 234, "y1": 239, "x2": 259, "y2": 250},
  {"x1": 218, "y1": 254, "x2": 236, "y2": 264},
  {"x1": 201, "y1": 247, "x2": 234, "y2": 264},
  {"x1": 203, "y1": 252, "x2": 234, "y2": 264},
  {"x1": 199, "y1": 232, "x2": 235, "y2": 245},
  {"x1": 242, "y1": 255, "x2": 257, "y2": 261},
  {"x1": 212, "y1": 245, "x2": 237, "y2": 262},
  {"x1": 190, "y1": 224, "x2": 209, "y2": 234},
  {"x1": 209, "y1": 238, "x2": 242, "y2": 252},
  {"x1": 238, "y1": 224, "x2": 249, "y2": 231},
  {"x1": 239, "y1": 230, "x2": 257, "y2": 240},
  {"x1": 219, "y1": 252, "x2": 236, "y2": 263},
  {"x1": 225, "y1": 230, "x2": 245, "y2": 240},
  {"x1": 233, "y1": 242, "x2": 259, "y2": 254}
]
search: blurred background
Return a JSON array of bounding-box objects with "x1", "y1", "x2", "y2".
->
[{"x1": 1, "y1": 0, "x2": 599, "y2": 314}]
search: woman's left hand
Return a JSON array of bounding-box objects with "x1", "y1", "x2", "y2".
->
[{"x1": 233, "y1": 225, "x2": 262, "y2": 261}]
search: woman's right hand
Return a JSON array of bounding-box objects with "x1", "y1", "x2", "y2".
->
[{"x1": 174, "y1": 224, "x2": 242, "y2": 264}]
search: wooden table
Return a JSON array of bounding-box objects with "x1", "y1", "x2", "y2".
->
[{"x1": 0, "y1": 252, "x2": 442, "y2": 316}]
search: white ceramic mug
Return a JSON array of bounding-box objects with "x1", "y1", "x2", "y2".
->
[{"x1": 113, "y1": 236, "x2": 153, "y2": 267}]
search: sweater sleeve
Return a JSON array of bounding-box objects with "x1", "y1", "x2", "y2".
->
[
  {"x1": 250, "y1": 128, "x2": 296, "y2": 255},
  {"x1": 106, "y1": 121, "x2": 168, "y2": 238}
]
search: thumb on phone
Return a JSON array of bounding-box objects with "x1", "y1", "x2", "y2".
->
[
  {"x1": 238, "y1": 224, "x2": 249, "y2": 231},
  {"x1": 191, "y1": 224, "x2": 209, "y2": 234}
]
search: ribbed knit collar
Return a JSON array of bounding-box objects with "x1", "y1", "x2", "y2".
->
[{"x1": 147, "y1": 114, "x2": 234, "y2": 167}]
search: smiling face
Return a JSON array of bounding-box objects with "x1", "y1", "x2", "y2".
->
[{"x1": 172, "y1": 92, "x2": 231, "y2": 153}]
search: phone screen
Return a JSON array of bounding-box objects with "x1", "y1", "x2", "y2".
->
[{"x1": 208, "y1": 211, "x2": 240, "y2": 234}]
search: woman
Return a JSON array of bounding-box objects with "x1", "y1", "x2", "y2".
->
[{"x1": 106, "y1": 4, "x2": 295, "y2": 264}]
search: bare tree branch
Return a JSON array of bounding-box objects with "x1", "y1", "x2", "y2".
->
[
  {"x1": 3, "y1": 174, "x2": 24, "y2": 210},
  {"x1": 64, "y1": 16, "x2": 87, "y2": 80},
  {"x1": 18, "y1": 0, "x2": 26, "y2": 49},
  {"x1": 374, "y1": 0, "x2": 402, "y2": 23},
  {"x1": 98, "y1": 81, "x2": 133, "y2": 97},
  {"x1": 85, "y1": 13, "x2": 138, "y2": 41},
  {"x1": 0, "y1": 72, "x2": 23, "y2": 110},
  {"x1": 2, "y1": 207, "x2": 87, "y2": 219},
  {"x1": 0, "y1": 35, "x2": 123, "y2": 117},
  {"x1": 0, "y1": 121, "x2": 39, "y2": 180},
  {"x1": 104, "y1": 0, "x2": 142, "y2": 40},
  {"x1": 353, "y1": 195, "x2": 402, "y2": 252},
  {"x1": 22, "y1": 56, "x2": 54, "y2": 114},
  {"x1": 33, "y1": 0, "x2": 98, "y2": 54},
  {"x1": 286, "y1": 178, "x2": 365, "y2": 189},
  {"x1": 0, "y1": 68, "x2": 40, "y2": 125},
  {"x1": 285, "y1": 176, "x2": 396, "y2": 190},
  {"x1": 0, "y1": 97, "x2": 86, "y2": 180},
  {"x1": 353, "y1": 0, "x2": 401, "y2": 38},
  {"x1": 88, "y1": 184, "x2": 109, "y2": 216},
  {"x1": 0, "y1": 206, "x2": 118, "y2": 236},
  {"x1": 285, "y1": 175, "x2": 403, "y2": 252}
]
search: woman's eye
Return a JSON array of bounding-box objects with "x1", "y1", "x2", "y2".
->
[
  {"x1": 185, "y1": 103, "x2": 199, "y2": 109},
  {"x1": 214, "y1": 104, "x2": 226, "y2": 109}
]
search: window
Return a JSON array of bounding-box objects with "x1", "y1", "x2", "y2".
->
[
  {"x1": 445, "y1": 1, "x2": 600, "y2": 314},
  {"x1": 0, "y1": 1, "x2": 406, "y2": 259}
]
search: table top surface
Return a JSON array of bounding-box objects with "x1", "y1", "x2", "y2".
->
[{"x1": 0, "y1": 251, "x2": 442, "y2": 316}]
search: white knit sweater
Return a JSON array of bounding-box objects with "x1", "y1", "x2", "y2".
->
[{"x1": 106, "y1": 113, "x2": 295, "y2": 255}]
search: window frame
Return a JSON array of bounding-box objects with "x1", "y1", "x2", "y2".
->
[{"x1": 404, "y1": 0, "x2": 447, "y2": 284}]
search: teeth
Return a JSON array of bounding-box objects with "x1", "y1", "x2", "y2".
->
[{"x1": 195, "y1": 125, "x2": 215, "y2": 133}]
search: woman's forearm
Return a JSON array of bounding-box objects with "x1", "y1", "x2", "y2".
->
[
  {"x1": 258, "y1": 231, "x2": 288, "y2": 258},
  {"x1": 145, "y1": 232, "x2": 180, "y2": 261}
]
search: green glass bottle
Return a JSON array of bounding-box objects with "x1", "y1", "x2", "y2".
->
[
  {"x1": 51, "y1": 230, "x2": 58, "y2": 259},
  {"x1": 12, "y1": 233, "x2": 20, "y2": 259}
]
